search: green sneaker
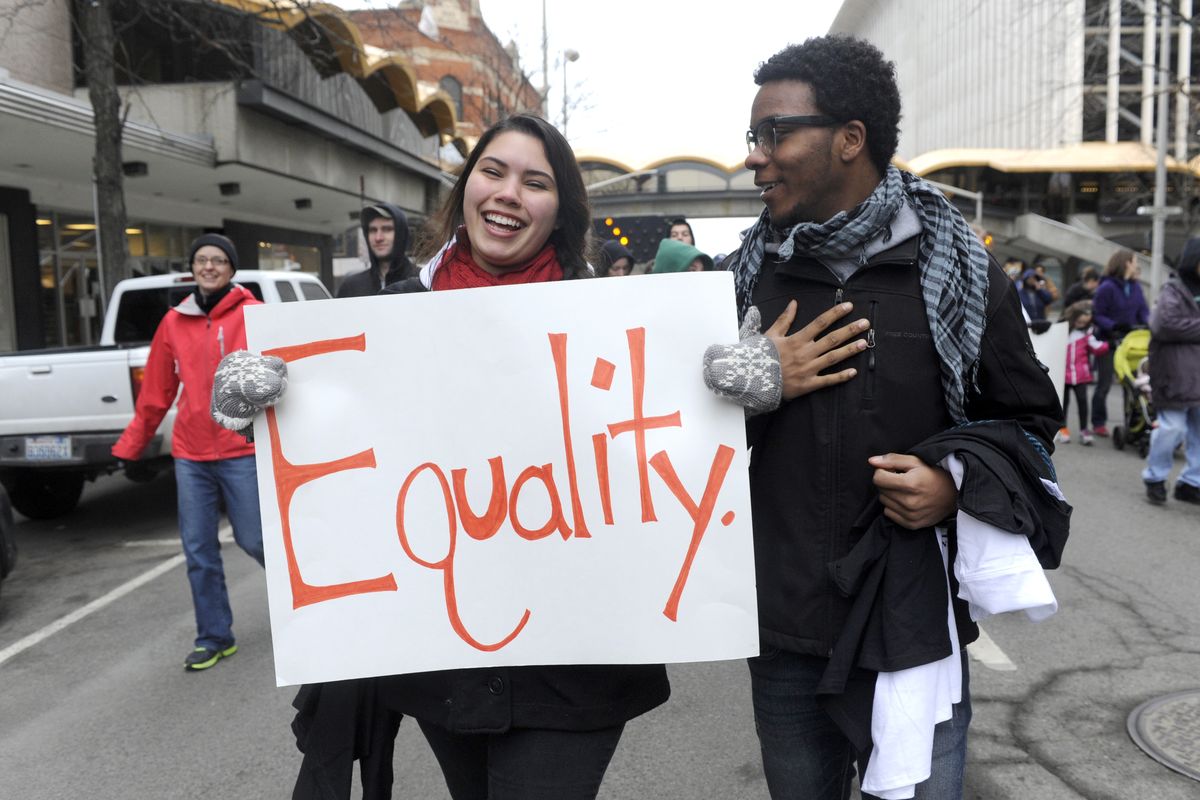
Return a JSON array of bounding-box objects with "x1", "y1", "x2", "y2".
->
[{"x1": 183, "y1": 643, "x2": 238, "y2": 672}]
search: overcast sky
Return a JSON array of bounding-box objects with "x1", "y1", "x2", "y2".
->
[
  {"x1": 340, "y1": 1, "x2": 847, "y2": 253},
  {"x1": 348, "y1": 1, "x2": 846, "y2": 167},
  {"x1": 486, "y1": 0, "x2": 848, "y2": 166}
]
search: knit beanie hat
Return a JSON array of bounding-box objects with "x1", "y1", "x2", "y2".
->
[
  {"x1": 653, "y1": 238, "x2": 714, "y2": 273},
  {"x1": 599, "y1": 240, "x2": 635, "y2": 274},
  {"x1": 188, "y1": 233, "x2": 239, "y2": 273}
]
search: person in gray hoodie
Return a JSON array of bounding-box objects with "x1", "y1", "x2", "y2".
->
[
  {"x1": 1142, "y1": 237, "x2": 1200, "y2": 504},
  {"x1": 337, "y1": 203, "x2": 417, "y2": 297}
]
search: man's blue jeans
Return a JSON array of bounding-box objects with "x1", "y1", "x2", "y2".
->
[
  {"x1": 175, "y1": 456, "x2": 265, "y2": 650},
  {"x1": 749, "y1": 647, "x2": 971, "y2": 800},
  {"x1": 1141, "y1": 406, "x2": 1200, "y2": 487}
]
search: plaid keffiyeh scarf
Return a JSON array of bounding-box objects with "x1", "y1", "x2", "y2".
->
[{"x1": 726, "y1": 165, "x2": 989, "y2": 424}]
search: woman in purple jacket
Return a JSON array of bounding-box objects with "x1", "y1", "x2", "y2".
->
[{"x1": 1091, "y1": 249, "x2": 1150, "y2": 435}]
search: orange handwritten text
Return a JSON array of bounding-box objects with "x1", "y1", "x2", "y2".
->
[
  {"x1": 263, "y1": 335, "x2": 398, "y2": 609},
  {"x1": 395, "y1": 462, "x2": 531, "y2": 651},
  {"x1": 266, "y1": 328, "x2": 737, "y2": 649}
]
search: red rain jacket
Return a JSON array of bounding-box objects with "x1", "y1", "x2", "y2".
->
[{"x1": 112, "y1": 286, "x2": 260, "y2": 462}]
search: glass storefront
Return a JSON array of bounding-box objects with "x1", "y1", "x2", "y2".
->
[
  {"x1": 33, "y1": 210, "x2": 339, "y2": 348},
  {"x1": 35, "y1": 210, "x2": 201, "y2": 347},
  {"x1": 256, "y1": 240, "x2": 321, "y2": 274}
]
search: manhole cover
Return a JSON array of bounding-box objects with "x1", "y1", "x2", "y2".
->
[{"x1": 1128, "y1": 689, "x2": 1200, "y2": 782}]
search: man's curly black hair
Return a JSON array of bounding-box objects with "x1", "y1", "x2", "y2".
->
[{"x1": 754, "y1": 35, "x2": 901, "y2": 175}]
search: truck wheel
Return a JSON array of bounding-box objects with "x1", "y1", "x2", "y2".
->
[{"x1": 6, "y1": 472, "x2": 85, "y2": 520}]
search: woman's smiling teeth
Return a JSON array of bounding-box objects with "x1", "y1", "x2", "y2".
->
[{"x1": 484, "y1": 212, "x2": 525, "y2": 231}]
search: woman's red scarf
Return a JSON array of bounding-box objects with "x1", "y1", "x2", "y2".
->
[{"x1": 430, "y1": 235, "x2": 563, "y2": 291}]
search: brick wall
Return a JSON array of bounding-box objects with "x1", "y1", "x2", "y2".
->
[{"x1": 348, "y1": 1, "x2": 544, "y2": 140}]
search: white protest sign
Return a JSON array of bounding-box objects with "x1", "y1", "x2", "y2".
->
[
  {"x1": 244, "y1": 272, "x2": 758, "y2": 687},
  {"x1": 1029, "y1": 321, "x2": 1067, "y2": 402}
]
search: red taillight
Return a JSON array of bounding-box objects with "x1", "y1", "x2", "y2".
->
[{"x1": 130, "y1": 366, "x2": 145, "y2": 403}]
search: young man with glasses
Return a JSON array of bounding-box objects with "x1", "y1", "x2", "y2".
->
[
  {"x1": 113, "y1": 233, "x2": 267, "y2": 672},
  {"x1": 704, "y1": 36, "x2": 1064, "y2": 799}
]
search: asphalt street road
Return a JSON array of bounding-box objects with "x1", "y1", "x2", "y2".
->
[
  {"x1": 0, "y1": 470, "x2": 768, "y2": 800},
  {"x1": 961, "y1": 406, "x2": 1200, "y2": 799},
  {"x1": 1, "y1": 392, "x2": 1198, "y2": 798}
]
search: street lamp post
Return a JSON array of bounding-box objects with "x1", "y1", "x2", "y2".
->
[
  {"x1": 562, "y1": 49, "x2": 579, "y2": 140},
  {"x1": 1149, "y1": 1, "x2": 1173, "y2": 300}
]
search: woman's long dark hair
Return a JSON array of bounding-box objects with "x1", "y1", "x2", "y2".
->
[
  {"x1": 416, "y1": 113, "x2": 594, "y2": 279},
  {"x1": 1104, "y1": 248, "x2": 1135, "y2": 278}
]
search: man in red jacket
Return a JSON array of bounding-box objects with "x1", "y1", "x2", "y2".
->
[{"x1": 113, "y1": 234, "x2": 265, "y2": 672}]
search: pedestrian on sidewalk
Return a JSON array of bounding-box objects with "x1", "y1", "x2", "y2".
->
[
  {"x1": 337, "y1": 203, "x2": 417, "y2": 297},
  {"x1": 1059, "y1": 300, "x2": 1108, "y2": 445},
  {"x1": 112, "y1": 234, "x2": 266, "y2": 672},
  {"x1": 597, "y1": 239, "x2": 635, "y2": 276},
  {"x1": 668, "y1": 217, "x2": 696, "y2": 246},
  {"x1": 652, "y1": 237, "x2": 714, "y2": 273},
  {"x1": 1018, "y1": 268, "x2": 1054, "y2": 324},
  {"x1": 1092, "y1": 249, "x2": 1149, "y2": 437},
  {"x1": 1141, "y1": 237, "x2": 1200, "y2": 505},
  {"x1": 1060, "y1": 265, "x2": 1100, "y2": 313}
]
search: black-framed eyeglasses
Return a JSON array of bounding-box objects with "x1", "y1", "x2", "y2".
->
[{"x1": 746, "y1": 115, "x2": 838, "y2": 156}]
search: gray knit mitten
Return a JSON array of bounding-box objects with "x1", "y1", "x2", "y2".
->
[
  {"x1": 211, "y1": 350, "x2": 288, "y2": 436},
  {"x1": 702, "y1": 306, "x2": 782, "y2": 416}
]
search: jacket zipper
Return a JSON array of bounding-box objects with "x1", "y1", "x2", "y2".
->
[
  {"x1": 864, "y1": 300, "x2": 878, "y2": 401},
  {"x1": 826, "y1": 284, "x2": 845, "y2": 656},
  {"x1": 206, "y1": 313, "x2": 228, "y2": 458}
]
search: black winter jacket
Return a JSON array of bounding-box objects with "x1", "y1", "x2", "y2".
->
[
  {"x1": 815, "y1": 420, "x2": 1071, "y2": 752},
  {"x1": 337, "y1": 202, "x2": 417, "y2": 298},
  {"x1": 741, "y1": 234, "x2": 1063, "y2": 659}
]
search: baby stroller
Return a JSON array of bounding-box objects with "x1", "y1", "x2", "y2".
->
[{"x1": 1111, "y1": 329, "x2": 1154, "y2": 457}]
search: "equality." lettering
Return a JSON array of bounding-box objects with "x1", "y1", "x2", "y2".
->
[{"x1": 264, "y1": 327, "x2": 737, "y2": 650}]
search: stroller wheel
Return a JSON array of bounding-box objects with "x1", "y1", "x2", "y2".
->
[
  {"x1": 1139, "y1": 441, "x2": 1150, "y2": 458},
  {"x1": 1113, "y1": 426, "x2": 1125, "y2": 450}
]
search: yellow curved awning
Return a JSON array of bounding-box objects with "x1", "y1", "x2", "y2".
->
[
  {"x1": 210, "y1": 0, "x2": 458, "y2": 140},
  {"x1": 907, "y1": 141, "x2": 1191, "y2": 176}
]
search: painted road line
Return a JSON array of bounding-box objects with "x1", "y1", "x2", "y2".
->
[
  {"x1": 0, "y1": 525, "x2": 231, "y2": 668},
  {"x1": 123, "y1": 530, "x2": 234, "y2": 547},
  {"x1": 967, "y1": 625, "x2": 1017, "y2": 671}
]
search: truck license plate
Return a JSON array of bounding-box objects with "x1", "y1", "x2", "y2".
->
[{"x1": 25, "y1": 436, "x2": 72, "y2": 461}]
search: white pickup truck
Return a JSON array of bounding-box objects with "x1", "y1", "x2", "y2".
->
[{"x1": 0, "y1": 270, "x2": 331, "y2": 519}]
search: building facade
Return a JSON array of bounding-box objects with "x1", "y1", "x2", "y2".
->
[
  {"x1": 831, "y1": 0, "x2": 1200, "y2": 292},
  {"x1": 832, "y1": 0, "x2": 1200, "y2": 160},
  {"x1": 0, "y1": 0, "x2": 469, "y2": 351},
  {"x1": 347, "y1": 0, "x2": 545, "y2": 149}
]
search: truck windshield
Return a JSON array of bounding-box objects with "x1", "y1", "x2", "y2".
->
[{"x1": 112, "y1": 283, "x2": 264, "y2": 344}]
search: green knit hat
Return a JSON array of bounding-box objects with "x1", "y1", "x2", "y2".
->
[{"x1": 653, "y1": 238, "x2": 714, "y2": 273}]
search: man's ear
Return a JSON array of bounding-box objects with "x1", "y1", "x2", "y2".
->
[{"x1": 836, "y1": 120, "x2": 868, "y2": 164}]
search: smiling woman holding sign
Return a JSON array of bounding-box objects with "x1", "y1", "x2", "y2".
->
[{"x1": 279, "y1": 114, "x2": 671, "y2": 800}]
